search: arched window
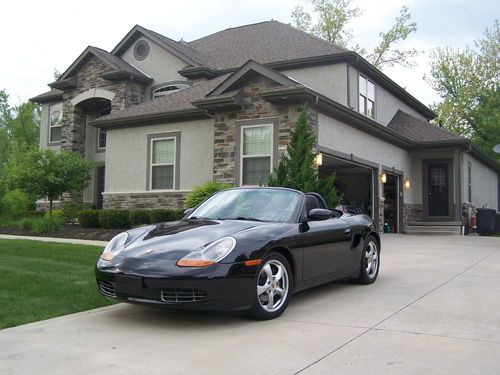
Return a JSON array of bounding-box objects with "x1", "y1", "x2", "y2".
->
[{"x1": 152, "y1": 83, "x2": 190, "y2": 99}]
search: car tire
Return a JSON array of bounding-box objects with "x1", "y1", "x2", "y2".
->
[
  {"x1": 250, "y1": 252, "x2": 293, "y2": 320},
  {"x1": 356, "y1": 235, "x2": 380, "y2": 284}
]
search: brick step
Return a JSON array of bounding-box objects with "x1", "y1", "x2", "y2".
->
[
  {"x1": 406, "y1": 221, "x2": 462, "y2": 226},
  {"x1": 405, "y1": 225, "x2": 462, "y2": 236}
]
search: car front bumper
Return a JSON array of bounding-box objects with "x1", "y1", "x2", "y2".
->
[{"x1": 95, "y1": 257, "x2": 256, "y2": 311}]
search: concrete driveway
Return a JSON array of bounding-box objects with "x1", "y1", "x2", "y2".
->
[{"x1": 1, "y1": 234, "x2": 499, "y2": 374}]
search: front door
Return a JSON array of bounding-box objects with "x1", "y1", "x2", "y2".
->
[{"x1": 428, "y1": 163, "x2": 449, "y2": 217}]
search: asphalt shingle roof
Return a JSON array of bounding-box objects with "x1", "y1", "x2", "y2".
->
[
  {"x1": 186, "y1": 20, "x2": 347, "y2": 70},
  {"x1": 94, "y1": 74, "x2": 230, "y2": 123},
  {"x1": 90, "y1": 46, "x2": 151, "y2": 79},
  {"x1": 387, "y1": 110, "x2": 464, "y2": 143}
]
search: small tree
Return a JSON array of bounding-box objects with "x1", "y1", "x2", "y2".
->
[
  {"x1": 7, "y1": 149, "x2": 94, "y2": 215},
  {"x1": 268, "y1": 106, "x2": 342, "y2": 207}
]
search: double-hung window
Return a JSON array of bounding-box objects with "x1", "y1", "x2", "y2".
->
[
  {"x1": 97, "y1": 107, "x2": 110, "y2": 150},
  {"x1": 49, "y1": 103, "x2": 63, "y2": 142},
  {"x1": 359, "y1": 75, "x2": 375, "y2": 119},
  {"x1": 241, "y1": 124, "x2": 273, "y2": 185},
  {"x1": 150, "y1": 138, "x2": 176, "y2": 190}
]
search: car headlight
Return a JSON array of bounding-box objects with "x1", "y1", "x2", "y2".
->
[
  {"x1": 100, "y1": 232, "x2": 128, "y2": 261},
  {"x1": 177, "y1": 237, "x2": 236, "y2": 267}
]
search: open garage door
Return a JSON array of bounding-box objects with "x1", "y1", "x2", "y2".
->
[{"x1": 318, "y1": 155, "x2": 375, "y2": 219}]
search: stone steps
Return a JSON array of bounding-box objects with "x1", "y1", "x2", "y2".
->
[{"x1": 405, "y1": 222, "x2": 462, "y2": 236}]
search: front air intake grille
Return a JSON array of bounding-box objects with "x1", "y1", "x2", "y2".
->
[
  {"x1": 98, "y1": 280, "x2": 116, "y2": 297},
  {"x1": 161, "y1": 288, "x2": 207, "y2": 303}
]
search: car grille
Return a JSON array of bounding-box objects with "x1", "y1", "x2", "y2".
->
[
  {"x1": 161, "y1": 288, "x2": 207, "y2": 303},
  {"x1": 98, "y1": 281, "x2": 116, "y2": 298}
]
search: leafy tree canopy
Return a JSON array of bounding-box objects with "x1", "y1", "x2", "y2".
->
[
  {"x1": 426, "y1": 20, "x2": 500, "y2": 160},
  {"x1": 291, "y1": 0, "x2": 420, "y2": 69}
]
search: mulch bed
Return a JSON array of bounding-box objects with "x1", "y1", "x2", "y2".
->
[{"x1": 0, "y1": 225, "x2": 124, "y2": 242}]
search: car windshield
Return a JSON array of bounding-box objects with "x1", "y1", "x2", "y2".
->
[{"x1": 189, "y1": 189, "x2": 302, "y2": 223}]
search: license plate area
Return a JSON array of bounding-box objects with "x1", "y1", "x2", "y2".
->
[{"x1": 115, "y1": 275, "x2": 143, "y2": 296}]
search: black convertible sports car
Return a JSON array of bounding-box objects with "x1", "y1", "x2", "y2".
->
[{"x1": 96, "y1": 187, "x2": 380, "y2": 319}]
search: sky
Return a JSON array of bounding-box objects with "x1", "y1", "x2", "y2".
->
[{"x1": 0, "y1": 0, "x2": 497, "y2": 108}]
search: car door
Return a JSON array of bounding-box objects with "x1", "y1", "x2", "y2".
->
[{"x1": 301, "y1": 217, "x2": 352, "y2": 281}]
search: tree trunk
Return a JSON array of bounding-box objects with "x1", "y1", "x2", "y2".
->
[{"x1": 49, "y1": 199, "x2": 53, "y2": 217}]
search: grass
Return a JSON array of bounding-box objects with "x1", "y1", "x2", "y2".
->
[{"x1": 0, "y1": 239, "x2": 114, "y2": 329}]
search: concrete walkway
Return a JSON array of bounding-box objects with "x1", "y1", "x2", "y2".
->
[
  {"x1": 0, "y1": 233, "x2": 107, "y2": 247},
  {"x1": 0, "y1": 234, "x2": 499, "y2": 374}
]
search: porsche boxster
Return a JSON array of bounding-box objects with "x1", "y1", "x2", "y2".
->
[{"x1": 96, "y1": 187, "x2": 380, "y2": 319}]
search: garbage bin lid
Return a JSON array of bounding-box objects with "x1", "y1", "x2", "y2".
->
[{"x1": 476, "y1": 208, "x2": 497, "y2": 213}]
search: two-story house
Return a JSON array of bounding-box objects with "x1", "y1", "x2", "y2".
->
[{"x1": 31, "y1": 21, "x2": 499, "y2": 234}]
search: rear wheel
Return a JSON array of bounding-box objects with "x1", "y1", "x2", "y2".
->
[
  {"x1": 357, "y1": 236, "x2": 380, "y2": 284},
  {"x1": 250, "y1": 253, "x2": 292, "y2": 320}
]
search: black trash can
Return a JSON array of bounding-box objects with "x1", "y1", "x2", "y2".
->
[
  {"x1": 495, "y1": 213, "x2": 500, "y2": 234},
  {"x1": 476, "y1": 208, "x2": 496, "y2": 236}
]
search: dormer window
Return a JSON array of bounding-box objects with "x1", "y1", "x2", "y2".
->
[
  {"x1": 152, "y1": 83, "x2": 190, "y2": 99},
  {"x1": 359, "y1": 75, "x2": 375, "y2": 119}
]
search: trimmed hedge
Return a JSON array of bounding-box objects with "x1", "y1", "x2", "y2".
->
[
  {"x1": 149, "y1": 208, "x2": 185, "y2": 224},
  {"x1": 130, "y1": 209, "x2": 151, "y2": 226},
  {"x1": 99, "y1": 209, "x2": 130, "y2": 229},
  {"x1": 78, "y1": 210, "x2": 100, "y2": 228}
]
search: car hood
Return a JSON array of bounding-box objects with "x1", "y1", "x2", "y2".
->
[{"x1": 117, "y1": 219, "x2": 264, "y2": 260}]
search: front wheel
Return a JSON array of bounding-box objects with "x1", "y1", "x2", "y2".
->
[
  {"x1": 250, "y1": 253, "x2": 292, "y2": 320},
  {"x1": 357, "y1": 236, "x2": 380, "y2": 284}
]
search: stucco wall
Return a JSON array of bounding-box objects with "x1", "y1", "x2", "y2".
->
[
  {"x1": 317, "y1": 112, "x2": 416, "y2": 203},
  {"x1": 120, "y1": 37, "x2": 190, "y2": 91},
  {"x1": 347, "y1": 66, "x2": 428, "y2": 126},
  {"x1": 105, "y1": 119, "x2": 214, "y2": 193},
  {"x1": 463, "y1": 153, "x2": 498, "y2": 209},
  {"x1": 282, "y1": 63, "x2": 348, "y2": 106}
]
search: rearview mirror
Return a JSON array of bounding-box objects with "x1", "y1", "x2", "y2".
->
[{"x1": 308, "y1": 208, "x2": 333, "y2": 221}]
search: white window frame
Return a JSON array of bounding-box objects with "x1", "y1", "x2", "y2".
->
[
  {"x1": 152, "y1": 83, "x2": 190, "y2": 99},
  {"x1": 150, "y1": 137, "x2": 176, "y2": 191},
  {"x1": 49, "y1": 103, "x2": 63, "y2": 143},
  {"x1": 97, "y1": 128, "x2": 107, "y2": 150},
  {"x1": 240, "y1": 123, "x2": 273, "y2": 186},
  {"x1": 359, "y1": 74, "x2": 375, "y2": 119}
]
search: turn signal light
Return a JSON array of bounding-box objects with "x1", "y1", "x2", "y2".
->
[
  {"x1": 100, "y1": 253, "x2": 116, "y2": 261},
  {"x1": 244, "y1": 259, "x2": 262, "y2": 266},
  {"x1": 177, "y1": 259, "x2": 215, "y2": 267}
]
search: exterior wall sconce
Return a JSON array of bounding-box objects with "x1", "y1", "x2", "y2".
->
[
  {"x1": 313, "y1": 153, "x2": 323, "y2": 167},
  {"x1": 403, "y1": 178, "x2": 410, "y2": 190},
  {"x1": 379, "y1": 172, "x2": 387, "y2": 184}
]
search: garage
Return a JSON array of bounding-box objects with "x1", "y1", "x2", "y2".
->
[{"x1": 318, "y1": 154, "x2": 376, "y2": 219}]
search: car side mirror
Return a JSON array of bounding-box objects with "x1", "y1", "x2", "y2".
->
[
  {"x1": 308, "y1": 208, "x2": 333, "y2": 221},
  {"x1": 183, "y1": 208, "x2": 195, "y2": 218}
]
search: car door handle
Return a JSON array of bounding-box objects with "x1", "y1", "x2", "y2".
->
[{"x1": 344, "y1": 229, "x2": 351, "y2": 236}]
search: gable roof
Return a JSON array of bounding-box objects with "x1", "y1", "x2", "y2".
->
[
  {"x1": 53, "y1": 46, "x2": 152, "y2": 87},
  {"x1": 387, "y1": 110, "x2": 463, "y2": 144},
  {"x1": 91, "y1": 74, "x2": 230, "y2": 127}
]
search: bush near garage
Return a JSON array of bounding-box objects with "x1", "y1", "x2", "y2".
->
[
  {"x1": 62, "y1": 201, "x2": 90, "y2": 224},
  {"x1": 129, "y1": 209, "x2": 152, "y2": 226},
  {"x1": 184, "y1": 181, "x2": 233, "y2": 208},
  {"x1": 148, "y1": 208, "x2": 184, "y2": 224},
  {"x1": 77, "y1": 210, "x2": 100, "y2": 228},
  {"x1": 99, "y1": 209, "x2": 131, "y2": 229}
]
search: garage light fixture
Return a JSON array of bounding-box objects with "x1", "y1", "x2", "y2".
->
[
  {"x1": 379, "y1": 172, "x2": 387, "y2": 184},
  {"x1": 403, "y1": 178, "x2": 410, "y2": 190},
  {"x1": 313, "y1": 153, "x2": 323, "y2": 167}
]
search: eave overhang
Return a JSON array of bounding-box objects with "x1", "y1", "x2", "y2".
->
[
  {"x1": 192, "y1": 90, "x2": 243, "y2": 110},
  {"x1": 101, "y1": 70, "x2": 153, "y2": 84},
  {"x1": 48, "y1": 76, "x2": 77, "y2": 90}
]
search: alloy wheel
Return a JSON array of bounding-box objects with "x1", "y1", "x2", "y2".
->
[
  {"x1": 257, "y1": 259, "x2": 289, "y2": 313},
  {"x1": 365, "y1": 241, "x2": 379, "y2": 279}
]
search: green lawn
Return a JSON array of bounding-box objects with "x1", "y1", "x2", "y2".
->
[{"x1": 0, "y1": 239, "x2": 114, "y2": 329}]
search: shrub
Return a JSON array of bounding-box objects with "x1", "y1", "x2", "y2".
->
[
  {"x1": 62, "y1": 201, "x2": 89, "y2": 224},
  {"x1": 184, "y1": 181, "x2": 233, "y2": 208},
  {"x1": 19, "y1": 218, "x2": 34, "y2": 230},
  {"x1": 99, "y1": 209, "x2": 130, "y2": 229},
  {"x1": 0, "y1": 189, "x2": 35, "y2": 218},
  {"x1": 149, "y1": 208, "x2": 185, "y2": 224},
  {"x1": 77, "y1": 210, "x2": 100, "y2": 228},
  {"x1": 129, "y1": 209, "x2": 151, "y2": 226},
  {"x1": 30, "y1": 215, "x2": 64, "y2": 235}
]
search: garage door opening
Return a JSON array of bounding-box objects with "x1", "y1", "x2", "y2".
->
[
  {"x1": 383, "y1": 172, "x2": 400, "y2": 233},
  {"x1": 318, "y1": 155, "x2": 374, "y2": 218}
]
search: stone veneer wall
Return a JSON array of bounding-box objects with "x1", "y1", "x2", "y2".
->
[
  {"x1": 403, "y1": 203, "x2": 423, "y2": 224},
  {"x1": 103, "y1": 192, "x2": 188, "y2": 210},
  {"x1": 61, "y1": 55, "x2": 146, "y2": 155},
  {"x1": 378, "y1": 198, "x2": 385, "y2": 233},
  {"x1": 212, "y1": 76, "x2": 312, "y2": 184}
]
